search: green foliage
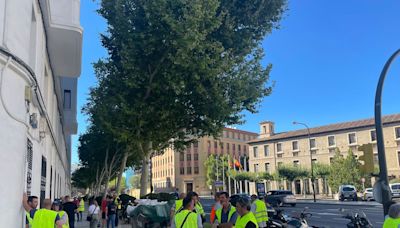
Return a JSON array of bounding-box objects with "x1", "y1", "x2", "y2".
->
[
  {"x1": 313, "y1": 163, "x2": 331, "y2": 178},
  {"x1": 129, "y1": 175, "x2": 141, "y2": 189},
  {"x1": 277, "y1": 165, "x2": 310, "y2": 182},
  {"x1": 88, "y1": 0, "x2": 286, "y2": 194},
  {"x1": 109, "y1": 176, "x2": 127, "y2": 190},
  {"x1": 328, "y1": 149, "x2": 362, "y2": 193},
  {"x1": 205, "y1": 154, "x2": 230, "y2": 186}
]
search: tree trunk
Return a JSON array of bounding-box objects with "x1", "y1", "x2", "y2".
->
[
  {"x1": 140, "y1": 142, "x2": 152, "y2": 196},
  {"x1": 140, "y1": 153, "x2": 151, "y2": 196},
  {"x1": 115, "y1": 151, "x2": 129, "y2": 194},
  {"x1": 104, "y1": 174, "x2": 110, "y2": 196}
]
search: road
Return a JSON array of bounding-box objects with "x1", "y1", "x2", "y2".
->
[{"x1": 199, "y1": 198, "x2": 385, "y2": 227}]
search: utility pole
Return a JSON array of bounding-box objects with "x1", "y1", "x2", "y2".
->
[{"x1": 374, "y1": 49, "x2": 400, "y2": 216}]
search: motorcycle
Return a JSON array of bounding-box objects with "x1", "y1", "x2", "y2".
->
[
  {"x1": 339, "y1": 208, "x2": 373, "y2": 228},
  {"x1": 267, "y1": 207, "x2": 288, "y2": 227}
]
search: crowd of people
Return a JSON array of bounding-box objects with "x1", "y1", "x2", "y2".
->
[
  {"x1": 170, "y1": 191, "x2": 268, "y2": 228},
  {"x1": 22, "y1": 193, "x2": 123, "y2": 228}
]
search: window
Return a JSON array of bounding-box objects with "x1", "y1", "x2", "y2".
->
[
  {"x1": 238, "y1": 145, "x2": 241, "y2": 152},
  {"x1": 277, "y1": 162, "x2": 283, "y2": 168},
  {"x1": 254, "y1": 164, "x2": 259, "y2": 172},
  {"x1": 265, "y1": 163, "x2": 270, "y2": 172},
  {"x1": 208, "y1": 141, "x2": 211, "y2": 148},
  {"x1": 310, "y1": 138, "x2": 316, "y2": 149},
  {"x1": 293, "y1": 152, "x2": 298, "y2": 157},
  {"x1": 193, "y1": 142, "x2": 198, "y2": 148},
  {"x1": 227, "y1": 143, "x2": 230, "y2": 152},
  {"x1": 277, "y1": 154, "x2": 283, "y2": 158},
  {"x1": 277, "y1": 143, "x2": 282, "y2": 152},
  {"x1": 253, "y1": 147, "x2": 258, "y2": 158},
  {"x1": 263, "y1": 126, "x2": 267, "y2": 134},
  {"x1": 194, "y1": 167, "x2": 199, "y2": 174},
  {"x1": 293, "y1": 160, "x2": 299, "y2": 167},
  {"x1": 220, "y1": 142, "x2": 224, "y2": 149},
  {"x1": 179, "y1": 153, "x2": 184, "y2": 161},
  {"x1": 348, "y1": 133, "x2": 357, "y2": 145},
  {"x1": 398, "y1": 151, "x2": 400, "y2": 167},
  {"x1": 194, "y1": 153, "x2": 198, "y2": 161},
  {"x1": 187, "y1": 154, "x2": 191, "y2": 161},
  {"x1": 187, "y1": 167, "x2": 192, "y2": 174},
  {"x1": 264, "y1": 145, "x2": 269, "y2": 157},
  {"x1": 233, "y1": 144, "x2": 236, "y2": 151},
  {"x1": 238, "y1": 133, "x2": 241, "y2": 139},
  {"x1": 63, "y1": 90, "x2": 71, "y2": 109},
  {"x1": 214, "y1": 141, "x2": 218, "y2": 148},
  {"x1": 370, "y1": 130, "x2": 377, "y2": 142},
  {"x1": 328, "y1": 136, "x2": 336, "y2": 147},
  {"x1": 312, "y1": 159, "x2": 317, "y2": 164},
  {"x1": 233, "y1": 132, "x2": 235, "y2": 139},
  {"x1": 180, "y1": 167, "x2": 185, "y2": 175},
  {"x1": 329, "y1": 157, "x2": 334, "y2": 164},
  {"x1": 395, "y1": 127, "x2": 400, "y2": 139},
  {"x1": 292, "y1": 141, "x2": 299, "y2": 151}
]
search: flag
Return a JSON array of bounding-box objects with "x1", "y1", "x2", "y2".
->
[{"x1": 234, "y1": 159, "x2": 241, "y2": 169}]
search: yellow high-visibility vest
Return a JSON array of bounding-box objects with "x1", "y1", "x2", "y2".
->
[
  {"x1": 78, "y1": 199, "x2": 85, "y2": 212},
  {"x1": 31, "y1": 209, "x2": 58, "y2": 228},
  {"x1": 175, "y1": 199, "x2": 183, "y2": 212},
  {"x1": 383, "y1": 217, "x2": 400, "y2": 228},
  {"x1": 215, "y1": 205, "x2": 236, "y2": 224},
  {"x1": 195, "y1": 202, "x2": 205, "y2": 216},
  {"x1": 25, "y1": 211, "x2": 33, "y2": 226},
  {"x1": 253, "y1": 199, "x2": 268, "y2": 223},
  {"x1": 174, "y1": 209, "x2": 197, "y2": 228},
  {"x1": 58, "y1": 211, "x2": 70, "y2": 228},
  {"x1": 236, "y1": 211, "x2": 259, "y2": 228}
]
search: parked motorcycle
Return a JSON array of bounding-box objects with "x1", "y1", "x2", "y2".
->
[{"x1": 339, "y1": 208, "x2": 373, "y2": 228}]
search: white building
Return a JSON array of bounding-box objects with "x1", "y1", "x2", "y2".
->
[{"x1": 0, "y1": 0, "x2": 82, "y2": 227}]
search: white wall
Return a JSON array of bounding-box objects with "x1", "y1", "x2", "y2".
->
[{"x1": 0, "y1": 0, "x2": 80, "y2": 227}]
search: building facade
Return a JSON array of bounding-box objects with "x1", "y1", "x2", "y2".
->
[
  {"x1": 152, "y1": 128, "x2": 258, "y2": 195},
  {"x1": 248, "y1": 114, "x2": 400, "y2": 195},
  {"x1": 0, "y1": 0, "x2": 82, "y2": 227}
]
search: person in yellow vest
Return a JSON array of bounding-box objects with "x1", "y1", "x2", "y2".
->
[
  {"x1": 235, "y1": 196, "x2": 258, "y2": 228},
  {"x1": 250, "y1": 195, "x2": 268, "y2": 228},
  {"x1": 213, "y1": 192, "x2": 238, "y2": 228},
  {"x1": 52, "y1": 201, "x2": 70, "y2": 228},
  {"x1": 383, "y1": 203, "x2": 400, "y2": 228},
  {"x1": 172, "y1": 196, "x2": 203, "y2": 228},
  {"x1": 170, "y1": 192, "x2": 186, "y2": 225},
  {"x1": 78, "y1": 197, "x2": 85, "y2": 222},
  {"x1": 22, "y1": 193, "x2": 63, "y2": 228},
  {"x1": 25, "y1": 195, "x2": 38, "y2": 228}
]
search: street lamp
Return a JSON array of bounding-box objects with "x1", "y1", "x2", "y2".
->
[{"x1": 293, "y1": 121, "x2": 316, "y2": 203}]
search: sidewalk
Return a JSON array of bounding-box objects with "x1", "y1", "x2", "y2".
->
[{"x1": 74, "y1": 212, "x2": 132, "y2": 228}]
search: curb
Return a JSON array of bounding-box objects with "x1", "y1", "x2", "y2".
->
[{"x1": 295, "y1": 200, "x2": 381, "y2": 207}]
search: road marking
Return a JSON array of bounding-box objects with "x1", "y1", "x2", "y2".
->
[
  {"x1": 332, "y1": 218, "x2": 348, "y2": 221},
  {"x1": 375, "y1": 222, "x2": 383, "y2": 224},
  {"x1": 316, "y1": 212, "x2": 341, "y2": 216}
]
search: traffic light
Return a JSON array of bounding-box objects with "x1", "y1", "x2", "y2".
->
[{"x1": 358, "y1": 143, "x2": 374, "y2": 174}]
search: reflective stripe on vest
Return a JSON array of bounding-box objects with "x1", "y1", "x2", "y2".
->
[
  {"x1": 26, "y1": 211, "x2": 33, "y2": 225},
  {"x1": 79, "y1": 200, "x2": 85, "y2": 211},
  {"x1": 215, "y1": 205, "x2": 236, "y2": 223},
  {"x1": 383, "y1": 217, "x2": 400, "y2": 228},
  {"x1": 31, "y1": 209, "x2": 58, "y2": 228},
  {"x1": 175, "y1": 199, "x2": 183, "y2": 212},
  {"x1": 58, "y1": 211, "x2": 69, "y2": 228},
  {"x1": 235, "y1": 211, "x2": 259, "y2": 228},
  {"x1": 174, "y1": 209, "x2": 198, "y2": 228},
  {"x1": 254, "y1": 199, "x2": 268, "y2": 222}
]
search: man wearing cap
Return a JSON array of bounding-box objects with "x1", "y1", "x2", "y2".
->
[
  {"x1": 250, "y1": 195, "x2": 268, "y2": 228},
  {"x1": 22, "y1": 193, "x2": 63, "y2": 228},
  {"x1": 235, "y1": 196, "x2": 258, "y2": 228},
  {"x1": 171, "y1": 196, "x2": 203, "y2": 228}
]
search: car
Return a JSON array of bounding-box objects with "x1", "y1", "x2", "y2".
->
[
  {"x1": 338, "y1": 185, "x2": 357, "y2": 201},
  {"x1": 265, "y1": 190, "x2": 296, "y2": 207},
  {"x1": 390, "y1": 183, "x2": 400, "y2": 198},
  {"x1": 363, "y1": 188, "x2": 374, "y2": 201},
  {"x1": 229, "y1": 194, "x2": 251, "y2": 207}
]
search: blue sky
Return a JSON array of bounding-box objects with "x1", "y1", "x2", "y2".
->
[{"x1": 72, "y1": 0, "x2": 400, "y2": 164}]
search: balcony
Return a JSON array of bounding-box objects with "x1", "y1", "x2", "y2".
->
[{"x1": 39, "y1": 0, "x2": 83, "y2": 77}]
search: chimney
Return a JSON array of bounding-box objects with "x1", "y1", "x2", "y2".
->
[{"x1": 259, "y1": 121, "x2": 275, "y2": 138}]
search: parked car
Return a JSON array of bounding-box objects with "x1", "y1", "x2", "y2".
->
[
  {"x1": 390, "y1": 183, "x2": 400, "y2": 198},
  {"x1": 338, "y1": 185, "x2": 357, "y2": 201},
  {"x1": 363, "y1": 188, "x2": 374, "y2": 201},
  {"x1": 265, "y1": 190, "x2": 296, "y2": 207}
]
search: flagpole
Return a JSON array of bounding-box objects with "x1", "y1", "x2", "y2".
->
[
  {"x1": 222, "y1": 156, "x2": 226, "y2": 191},
  {"x1": 244, "y1": 155, "x2": 248, "y2": 194},
  {"x1": 228, "y1": 155, "x2": 231, "y2": 195}
]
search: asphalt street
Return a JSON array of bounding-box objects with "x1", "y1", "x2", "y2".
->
[{"x1": 199, "y1": 198, "x2": 386, "y2": 227}]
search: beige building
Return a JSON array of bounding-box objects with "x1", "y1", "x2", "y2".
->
[
  {"x1": 151, "y1": 128, "x2": 257, "y2": 195},
  {"x1": 248, "y1": 114, "x2": 400, "y2": 195}
]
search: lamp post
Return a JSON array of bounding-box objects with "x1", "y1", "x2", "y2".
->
[{"x1": 293, "y1": 121, "x2": 316, "y2": 202}]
